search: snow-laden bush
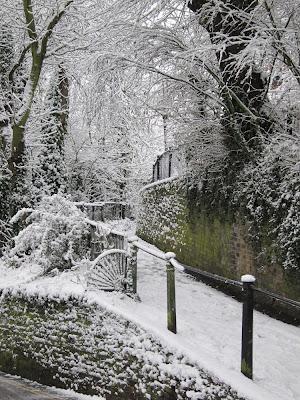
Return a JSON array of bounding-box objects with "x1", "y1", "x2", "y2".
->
[
  {"x1": 5, "y1": 195, "x2": 91, "y2": 272},
  {"x1": 235, "y1": 133, "x2": 300, "y2": 271}
]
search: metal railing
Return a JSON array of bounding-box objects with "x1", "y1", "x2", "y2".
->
[
  {"x1": 84, "y1": 224, "x2": 300, "y2": 382},
  {"x1": 183, "y1": 263, "x2": 300, "y2": 325},
  {"x1": 127, "y1": 238, "x2": 300, "y2": 380}
]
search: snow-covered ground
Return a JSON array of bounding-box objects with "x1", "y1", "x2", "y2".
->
[
  {"x1": 136, "y1": 245, "x2": 300, "y2": 400},
  {"x1": 0, "y1": 235, "x2": 299, "y2": 400}
]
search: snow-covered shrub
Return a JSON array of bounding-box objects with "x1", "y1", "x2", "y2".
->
[
  {"x1": 6, "y1": 195, "x2": 92, "y2": 272},
  {"x1": 235, "y1": 133, "x2": 300, "y2": 271}
]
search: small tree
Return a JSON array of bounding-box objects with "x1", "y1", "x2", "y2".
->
[{"x1": 32, "y1": 66, "x2": 69, "y2": 202}]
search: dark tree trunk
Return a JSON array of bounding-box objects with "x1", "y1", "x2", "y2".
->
[
  {"x1": 58, "y1": 65, "x2": 69, "y2": 140},
  {"x1": 188, "y1": 0, "x2": 272, "y2": 166}
]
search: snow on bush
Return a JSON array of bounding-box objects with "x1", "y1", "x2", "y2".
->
[
  {"x1": 5, "y1": 195, "x2": 92, "y2": 272},
  {"x1": 235, "y1": 133, "x2": 300, "y2": 271},
  {"x1": 0, "y1": 290, "x2": 245, "y2": 400}
]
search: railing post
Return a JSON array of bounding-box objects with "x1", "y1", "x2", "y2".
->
[
  {"x1": 241, "y1": 274, "x2": 255, "y2": 379},
  {"x1": 165, "y1": 252, "x2": 177, "y2": 334},
  {"x1": 128, "y1": 236, "x2": 138, "y2": 294}
]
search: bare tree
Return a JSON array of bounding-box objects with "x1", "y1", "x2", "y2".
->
[{"x1": 8, "y1": 0, "x2": 73, "y2": 184}]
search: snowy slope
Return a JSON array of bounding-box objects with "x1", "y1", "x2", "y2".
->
[
  {"x1": 135, "y1": 245, "x2": 300, "y2": 400},
  {"x1": 0, "y1": 239, "x2": 299, "y2": 400}
]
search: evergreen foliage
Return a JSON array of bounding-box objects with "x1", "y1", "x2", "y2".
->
[
  {"x1": 0, "y1": 25, "x2": 13, "y2": 249},
  {"x1": 0, "y1": 25, "x2": 12, "y2": 132},
  {"x1": 236, "y1": 133, "x2": 300, "y2": 271},
  {"x1": 32, "y1": 67, "x2": 69, "y2": 202}
]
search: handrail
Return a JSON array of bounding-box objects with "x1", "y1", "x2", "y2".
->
[
  {"x1": 85, "y1": 222, "x2": 300, "y2": 381},
  {"x1": 75, "y1": 201, "x2": 128, "y2": 207},
  {"x1": 182, "y1": 262, "x2": 300, "y2": 310},
  {"x1": 85, "y1": 221, "x2": 300, "y2": 381},
  {"x1": 129, "y1": 238, "x2": 185, "y2": 272},
  {"x1": 129, "y1": 239, "x2": 166, "y2": 261},
  {"x1": 86, "y1": 222, "x2": 300, "y2": 312},
  {"x1": 169, "y1": 258, "x2": 185, "y2": 273},
  {"x1": 85, "y1": 218, "x2": 127, "y2": 238},
  {"x1": 253, "y1": 287, "x2": 300, "y2": 309},
  {"x1": 182, "y1": 263, "x2": 243, "y2": 288}
]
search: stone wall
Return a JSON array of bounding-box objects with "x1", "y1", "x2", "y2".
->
[
  {"x1": 0, "y1": 289, "x2": 244, "y2": 400},
  {"x1": 137, "y1": 179, "x2": 300, "y2": 301}
]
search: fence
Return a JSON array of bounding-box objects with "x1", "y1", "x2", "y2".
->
[
  {"x1": 152, "y1": 150, "x2": 185, "y2": 182},
  {"x1": 87, "y1": 220, "x2": 126, "y2": 259},
  {"x1": 85, "y1": 220, "x2": 136, "y2": 294},
  {"x1": 127, "y1": 239, "x2": 300, "y2": 380},
  {"x1": 76, "y1": 201, "x2": 131, "y2": 222},
  {"x1": 84, "y1": 225, "x2": 300, "y2": 381},
  {"x1": 183, "y1": 263, "x2": 300, "y2": 325}
]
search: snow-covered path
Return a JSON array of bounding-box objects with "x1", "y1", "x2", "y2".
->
[
  {"x1": 135, "y1": 243, "x2": 300, "y2": 400},
  {"x1": 0, "y1": 233, "x2": 299, "y2": 400},
  {"x1": 0, "y1": 373, "x2": 103, "y2": 400}
]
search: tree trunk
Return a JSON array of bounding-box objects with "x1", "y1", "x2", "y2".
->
[
  {"x1": 9, "y1": 124, "x2": 25, "y2": 176},
  {"x1": 58, "y1": 65, "x2": 69, "y2": 138},
  {"x1": 188, "y1": 0, "x2": 271, "y2": 166}
]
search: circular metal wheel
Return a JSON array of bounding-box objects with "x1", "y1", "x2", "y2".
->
[{"x1": 88, "y1": 251, "x2": 128, "y2": 292}]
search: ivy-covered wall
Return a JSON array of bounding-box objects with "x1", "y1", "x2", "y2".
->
[
  {"x1": 137, "y1": 179, "x2": 300, "y2": 301},
  {"x1": 0, "y1": 289, "x2": 244, "y2": 400}
]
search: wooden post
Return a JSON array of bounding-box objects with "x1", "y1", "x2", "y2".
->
[
  {"x1": 165, "y1": 252, "x2": 177, "y2": 334},
  {"x1": 241, "y1": 274, "x2": 255, "y2": 379},
  {"x1": 90, "y1": 226, "x2": 95, "y2": 260},
  {"x1": 128, "y1": 236, "x2": 138, "y2": 294},
  {"x1": 168, "y1": 153, "x2": 172, "y2": 178}
]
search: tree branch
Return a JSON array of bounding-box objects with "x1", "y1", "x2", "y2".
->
[
  {"x1": 8, "y1": 43, "x2": 31, "y2": 84},
  {"x1": 263, "y1": 0, "x2": 300, "y2": 85},
  {"x1": 40, "y1": 0, "x2": 74, "y2": 58},
  {"x1": 117, "y1": 55, "x2": 226, "y2": 109}
]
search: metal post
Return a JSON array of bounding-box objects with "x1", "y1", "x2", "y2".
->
[
  {"x1": 241, "y1": 274, "x2": 255, "y2": 379},
  {"x1": 165, "y1": 252, "x2": 177, "y2": 334},
  {"x1": 128, "y1": 236, "x2": 138, "y2": 294}
]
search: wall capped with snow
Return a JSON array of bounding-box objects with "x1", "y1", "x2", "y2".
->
[
  {"x1": 0, "y1": 289, "x2": 245, "y2": 400},
  {"x1": 137, "y1": 179, "x2": 300, "y2": 302}
]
